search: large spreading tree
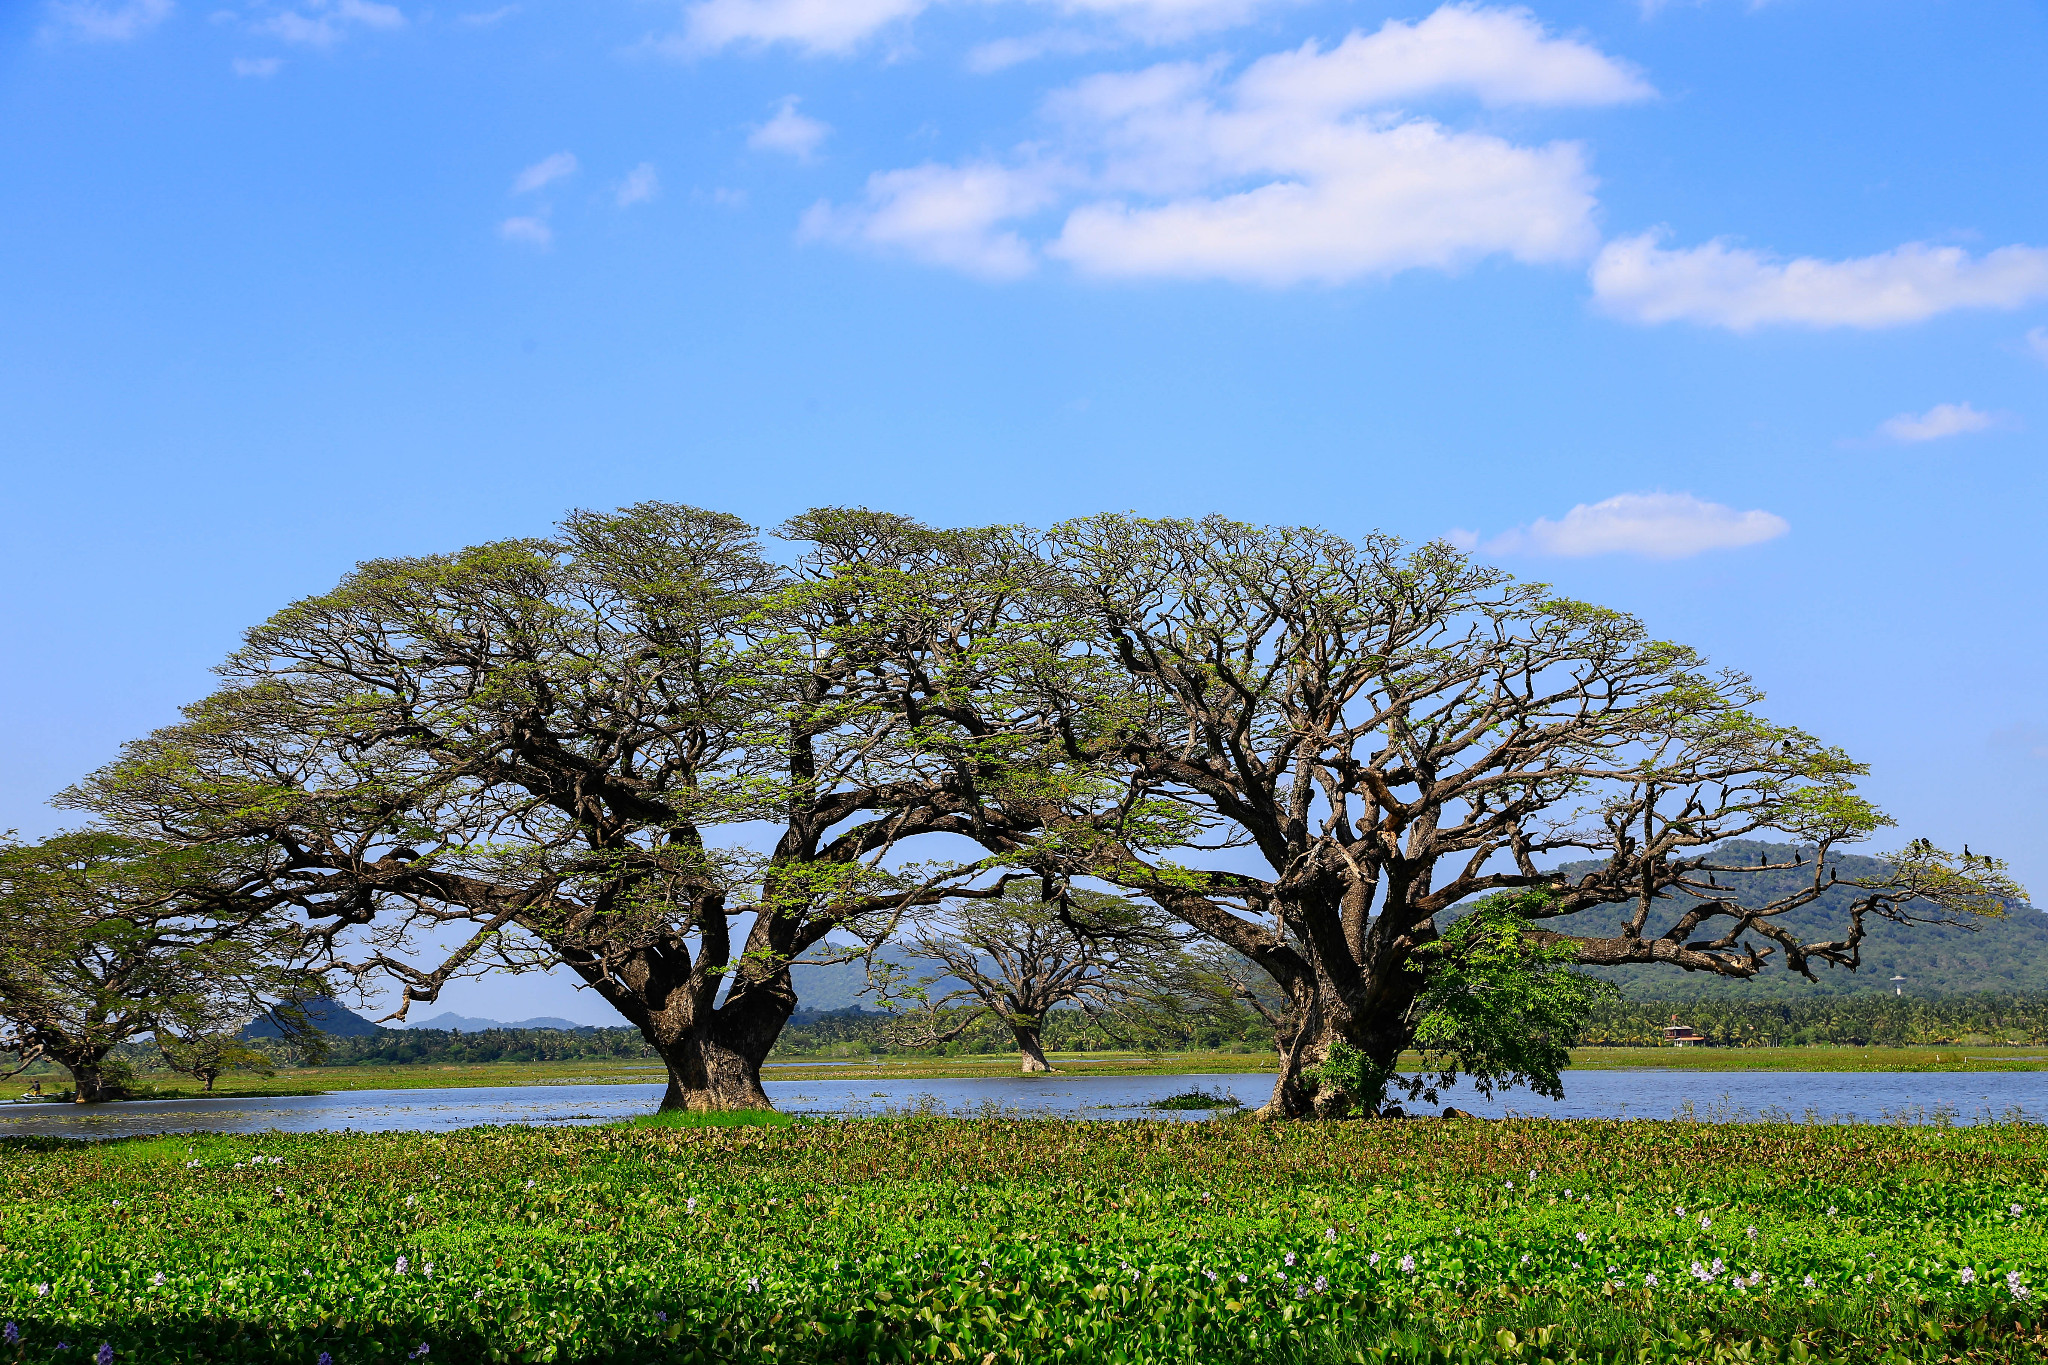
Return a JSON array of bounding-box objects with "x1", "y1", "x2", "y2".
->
[
  {"x1": 73, "y1": 505, "x2": 1066, "y2": 1111},
  {"x1": 993, "y1": 516, "x2": 2025, "y2": 1117}
]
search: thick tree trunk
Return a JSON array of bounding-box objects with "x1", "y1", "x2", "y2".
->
[
  {"x1": 66, "y1": 1053, "x2": 123, "y2": 1105},
  {"x1": 1260, "y1": 970, "x2": 1412, "y2": 1120},
  {"x1": 1012, "y1": 1024, "x2": 1051, "y2": 1073},
  {"x1": 657, "y1": 1028, "x2": 776, "y2": 1112}
]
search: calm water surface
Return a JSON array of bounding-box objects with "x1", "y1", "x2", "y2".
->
[{"x1": 2, "y1": 1070, "x2": 2040, "y2": 1141}]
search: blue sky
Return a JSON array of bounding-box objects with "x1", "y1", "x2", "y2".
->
[{"x1": 3, "y1": 0, "x2": 2044, "y2": 1022}]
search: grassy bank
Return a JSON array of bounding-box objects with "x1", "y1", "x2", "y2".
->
[
  {"x1": 3, "y1": 1115, "x2": 2046, "y2": 1363},
  {"x1": 4, "y1": 1044, "x2": 2046, "y2": 1105}
]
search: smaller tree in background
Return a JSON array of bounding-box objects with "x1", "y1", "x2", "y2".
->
[
  {"x1": 155, "y1": 1030, "x2": 276, "y2": 1092},
  {"x1": 873, "y1": 883, "x2": 1213, "y2": 1072},
  {"x1": 0, "y1": 831, "x2": 321, "y2": 1103}
]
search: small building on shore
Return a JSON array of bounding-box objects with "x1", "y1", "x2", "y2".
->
[{"x1": 1663, "y1": 1023, "x2": 1708, "y2": 1047}]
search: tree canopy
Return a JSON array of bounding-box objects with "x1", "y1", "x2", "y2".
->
[{"x1": 63, "y1": 505, "x2": 2026, "y2": 1115}]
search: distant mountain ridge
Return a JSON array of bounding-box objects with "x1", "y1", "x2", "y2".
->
[
  {"x1": 399, "y1": 1012, "x2": 591, "y2": 1033},
  {"x1": 241, "y1": 997, "x2": 389, "y2": 1039}
]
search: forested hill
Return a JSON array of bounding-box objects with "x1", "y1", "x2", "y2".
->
[{"x1": 1540, "y1": 841, "x2": 2047, "y2": 1000}]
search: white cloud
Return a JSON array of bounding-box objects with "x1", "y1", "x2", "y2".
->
[
  {"x1": 615, "y1": 163, "x2": 660, "y2": 208},
  {"x1": 1043, "y1": 0, "x2": 1307, "y2": 42},
  {"x1": 232, "y1": 55, "x2": 283, "y2": 75},
  {"x1": 456, "y1": 4, "x2": 517, "y2": 25},
  {"x1": 499, "y1": 216, "x2": 552, "y2": 247},
  {"x1": 1048, "y1": 119, "x2": 1598, "y2": 284},
  {"x1": 814, "y1": 5, "x2": 1637, "y2": 284},
  {"x1": 680, "y1": 0, "x2": 923, "y2": 55},
  {"x1": 677, "y1": 0, "x2": 1306, "y2": 55},
  {"x1": 43, "y1": 0, "x2": 173, "y2": 41},
  {"x1": 748, "y1": 98, "x2": 831, "y2": 160},
  {"x1": 801, "y1": 162, "x2": 1064, "y2": 279},
  {"x1": 1591, "y1": 231, "x2": 2048, "y2": 330},
  {"x1": 1878, "y1": 402, "x2": 1995, "y2": 444},
  {"x1": 257, "y1": 0, "x2": 404, "y2": 46},
  {"x1": 2026, "y1": 327, "x2": 2048, "y2": 367},
  {"x1": 1232, "y1": 6, "x2": 1654, "y2": 111},
  {"x1": 1474, "y1": 492, "x2": 1789, "y2": 559},
  {"x1": 966, "y1": 28, "x2": 1111, "y2": 73},
  {"x1": 511, "y1": 152, "x2": 578, "y2": 195}
]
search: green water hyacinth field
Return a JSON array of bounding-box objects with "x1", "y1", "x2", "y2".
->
[{"x1": 2, "y1": 1115, "x2": 2045, "y2": 1364}]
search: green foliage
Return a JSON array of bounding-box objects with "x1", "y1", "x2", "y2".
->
[
  {"x1": 1407, "y1": 892, "x2": 1619, "y2": 1102},
  {"x1": 0, "y1": 830, "x2": 319, "y2": 1101},
  {"x1": 1303, "y1": 1041, "x2": 1395, "y2": 1115},
  {"x1": 1578, "y1": 993, "x2": 2048, "y2": 1048},
  {"x1": 1, "y1": 1118, "x2": 2046, "y2": 1363}
]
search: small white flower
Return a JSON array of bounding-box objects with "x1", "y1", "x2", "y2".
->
[
  {"x1": 1827, "y1": 1206, "x2": 1838, "y2": 1217},
  {"x1": 1399, "y1": 1255, "x2": 1416, "y2": 1274},
  {"x1": 1294, "y1": 1285, "x2": 1308, "y2": 1298},
  {"x1": 1322, "y1": 1228, "x2": 1336, "y2": 1242},
  {"x1": 1519, "y1": 1254, "x2": 1531, "y2": 1265},
  {"x1": 1563, "y1": 1190, "x2": 1571, "y2": 1199},
  {"x1": 274, "y1": 1187, "x2": 285, "y2": 1198},
  {"x1": 1236, "y1": 1273, "x2": 1248, "y2": 1284},
  {"x1": 1803, "y1": 1275, "x2": 1816, "y2": 1288},
  {"x1": 685, "y1": 1197, "x2": 697, "y2": 1213},
  {"x1": 1960, "y1": 1268, "x2": 1977, "y2": 1285},
  {"x1": 746, "y1": 1277, "x2": 760, "y2": 1293},
  {"x1": 1284, "y1": 1252, "x2": 1296, "y2": 1267},
  {"x1": 2008, "y1": 1271, "x2": 2030, "y2": 1300},
  {"x1": 1368, "y1": 1253, "x2": 1380, "y2": 1267},
  {"x1": 1746, "y1": 1226, "x2": 1757, "y2": 1240},
  {"x1": 1699, "y1": 1215, "x2": 1712, "y2": 1231},
  {"x1": 524, "y1": 1179, "x2": 535, "y2": 1190},
  {"x1": 1504, "y1": 1181, "x2": 1514, "y2": 1190},
  {"x1": 1674, "y1": 1206, "x2": 1685, "y2": 1216},
  {"x1": 150, "y1": 1273, "x2": 165, "y2": 1288},
  {"x1": 35, "y1": 1284, "x2": 48, "y2": 1298},
  {"x1": 1643, "y1": 1273, "x2": 1658, "y2": 1287},
  {"x1": 2012, "y1": 1204, "x2": 2025, "y2": 1217},
  {"x1": 423, "y1": 1263, "x2": 434, "y2": 1279},
  {"x1": 1202, "y1": 1270, "x2": 1216, "y2": 1283},
  {"x1": 1576, "y1": 1231, "x2": 1589, "y2": 1244},
  {"x1": 394, "y1": 1257, "x2": 409, "y2": 1276},
  {"x1": 405, "y1": 1195, "x2": 417, "y2": 1207}
]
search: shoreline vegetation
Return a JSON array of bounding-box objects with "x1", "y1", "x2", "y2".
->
[
  {"x1": 6, "y1": 1044, "x2": 2047, "y2": 1105},
  {"x1": 3, "y1": 1115, "x2": 2044, "y2": 1364}
]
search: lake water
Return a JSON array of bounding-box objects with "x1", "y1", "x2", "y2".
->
[{"x1": 2, "y1": 1069, "x2": 2040, "y2": 1141}]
